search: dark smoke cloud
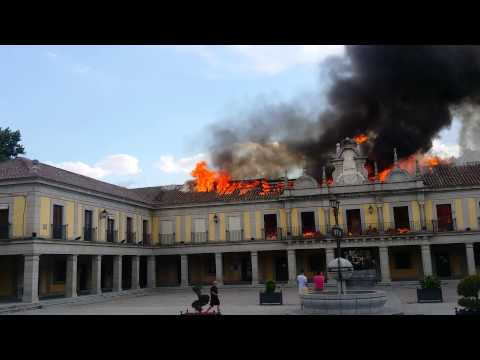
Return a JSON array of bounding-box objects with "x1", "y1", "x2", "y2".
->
[{"x1": 207, "y1": 46, "x2": 480, "y2": 179}]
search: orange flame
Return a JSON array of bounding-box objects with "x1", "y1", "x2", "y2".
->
[
  {"x1": 190, "y1": 161, "x2": 293, "y2": 196},
  {"x1": 376, "y1": 154, "x2": 449, "y2": 182},
  {"x1": 353, "y1": 134, "x2": 369, "y2": 144}
]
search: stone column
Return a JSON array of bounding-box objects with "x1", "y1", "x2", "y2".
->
[
  {"x1": 180, "y1": 255, "x2": 188, "y2": 287},
  {"x1": 325, "y1": 248, "x2": 336, "y2": 286},
  {"x1": 379, "y1": 247, "x2": 391, "y2": 284},
  {"x1": 287, "y1": 249, "x2": 297, "y2": 285},
  {"x1": 90, "y1": 255, "x2": 102, "y2": 295},
  {"x1": 251, "y1": 251, "x2": 259, "y2": 286},
  {"x1": 147, "y1": 255, "x2": 156, "y2": 288},
  {"x1": 65, "y1": 255, "x2": 78, "y2": 298},
  {"x1": 324, "y1": 208, "x2": 330, "y2": 233},
  {"x1": 421, "y1": 244, "x2": 433, "y2": 277},
  {"x1": 215, "y1": 253, "x2": 223, "y2": 285},
  {"x1": 131, "y1": 255, "x2": 140, "y2": 290},
  {"x1": 22, "y1": 255, "x2": 40, "y2": 303},
  {"x1": 419, "y1": 201, "x2": 426, "y2": 230},
  {"x1": 466, "y1": 243, "x2": 477, "y2": 276},
  {"x1": 113, "y1": 255, "x2": 122, "y2": 292}
]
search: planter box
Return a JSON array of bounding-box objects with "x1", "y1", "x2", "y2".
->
[
  {"x1": 259, "y1": 291, "x2": 283, "y2": 305},
  {"x1": 417, "y1": 288, "x2": 443, "y2": 303}
]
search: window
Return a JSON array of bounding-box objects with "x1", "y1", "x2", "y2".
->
[
  {"x1": 346, "y1": 209, "x2": 362, "y2": 236},
  {"x1": 142, "y1": 220, "x2": 149, "y2": 242},
  {"x1": 394, "y1": 253, "x2": 411, "y2": 269},
  {"x1": 193, "y1": 218, "x2": 206, "y2": 233},
  {"x1": 160, "y1": 220, "x2": 174, "y2": 234},
  {"x1": 84, "y1": 210, "x2": 93, "y2": 241},
  {"x1": 54, "y1": 258, "x2": 66, "y2": 283},
  {"x1": 227, "y1": 216, "x2": 242, "y2": 241},
  {"x1": 301, "y1": 211, "x2": 316, "y2": 236},
  {"x1": 264, "y1": 214, "x2": 278, "y2": 239},
  {"x1": 0, "y1": 207, "x2": 9, "y2": 239},
  {"x1": 107, "y1": 218, "x2": 115, "y2": 242},
  {"x1": 436, "y1": 204, "x2": 454, "y2": 231},
  {"x1": 126, "y1": 217, "x2": 133, "y2": 242},
  {"x1": 393, "y1": 206, "x2": 410, "y2": 231},
  {"x1": 52, "y1": 205, "x2": 64, "y2": 239}
]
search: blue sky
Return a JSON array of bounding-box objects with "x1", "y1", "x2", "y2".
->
[{"x1": 0, "y1": 45, "x2": 461, "y2": 188}]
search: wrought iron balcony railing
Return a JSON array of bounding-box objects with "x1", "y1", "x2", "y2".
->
[
  {"x1": 226, "y1": 229, "x2": 243, "y2": 242},
  {"x1": 51, "y1": 224, "x2": 68, "y2": 240},
  {"x1": 106, "y1": 229, "x2": 118, "y2": 243},
  {"x1": 142, "y1": 233, "x2": 151, "y2": 245},
  {"x1": 192, "y1": 231, "x2": 208, "y2": 244},
  {"x1": 261, "y1": 227, "x2": 284, "y2": 241},
  {"x1": 83, "y1": 227, "x2": 97, "y2": 241},
  {"x1": 126, "y1": 231, "x2": 136, "y2": 244},
  {"x1": 159, "y1": 233, "x2": 175, "y2": 245},
  {"x1": 0, "y1": 224, "x2": 10, "y2": 239}
]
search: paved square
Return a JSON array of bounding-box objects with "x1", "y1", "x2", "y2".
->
[{"x1": 13, "y1": 281, "x2": 461, "y2": 315}]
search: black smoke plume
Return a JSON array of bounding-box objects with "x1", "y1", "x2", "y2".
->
[{"x1": 207, "y1": 46, "x2": 480, "y2": 180}]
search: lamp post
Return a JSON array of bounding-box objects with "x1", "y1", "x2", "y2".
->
[{"x1": 329, "y1": 198, "x2": 344, "y2": 294}]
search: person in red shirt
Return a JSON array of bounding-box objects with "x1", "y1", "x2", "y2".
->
[{"x1": 313, "y1": 271, "x2": 325, "y2": 292}]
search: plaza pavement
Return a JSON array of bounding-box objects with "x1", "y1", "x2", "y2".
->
[{"x1": 10, "y1": 281, "x2": 461, "y2": 315}]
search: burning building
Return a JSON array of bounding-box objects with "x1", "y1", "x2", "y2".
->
[{"x1": 1, "y1": 136, "x2": 480, "y2": 303}]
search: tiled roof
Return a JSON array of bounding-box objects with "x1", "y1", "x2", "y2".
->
[
  {"x1": 0, "y1": 157, "x2": 149, "y2": 204},
  {"x1": 422, "y1": 163, "x2": 480, "y2": 188}
]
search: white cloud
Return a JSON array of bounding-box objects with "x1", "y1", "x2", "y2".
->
[
  {"x1": 155, "y1": 153, "x2": 207, "y2": 174},
  {"x1": 47, "y1": 154, "x2": 141, "y2": 181},
  {"x1": 175, "y1": 45, "x2": 345, "y2": 76},
  {"x1": 429, "y1": 139, "x2": 460, "y2": 158}
]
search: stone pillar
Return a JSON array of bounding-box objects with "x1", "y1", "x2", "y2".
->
[
  {"x1": 325, "y1": 248, "x2": 336, "y2": 286},
  {"x1": 91, "y1": 255, "x2": 102, "y2": 295},
  {"x1": 419, "y1": 201, "x2": 426, "y2": 230},
  {"x1": 421, "y1": 244, "x2": 433, "y2": 277},
  {"x1": 251, "y1": 251, "x2": 259, "y2": 286},
  {"x1": 287, "y1": 249, "x2": 297, "y2": 285},
  {"x1": 466, "y1": 243, "x2": 477, "y2": 276},
  {"x1": 324, "y1": 208, "x2": 330, "y2": 232},
  {"x1": 215, "y1": 253, "x2": 223, "y2": 285},
  {"x1": 22, "y1": 255, "x2": 40, "y2": 303},
  {"x1": 147, "y1": 255, "x2": 156, "y2": 288},
  {"x1": 379, "y1": 247, "x2": 391, "y2": 284},
  {"x1": 113, "y1": 255, "x2": 122, "y2": 292},
  {"x1": 131, "y1": 255, "x2": 140, "y2": 290},
  {"x1": 180, "y1": 255, "x2": 188, "y2": 287},
  {"x1": 65, "y1": 255, "x2": 78, "y2": 298}
]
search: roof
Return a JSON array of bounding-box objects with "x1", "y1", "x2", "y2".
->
[
  {"x1": 422, "y1": 163, "x2": 480, "y2": 188},
  {"x1": 2, "y1": 157, "x2": 480, "y2": 207},
  {"x1": 0, "y1": 157, "x2": 149, "y2": 204}
]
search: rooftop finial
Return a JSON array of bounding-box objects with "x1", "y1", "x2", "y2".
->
[
  {"x1": 302, "y1": 156, "x2": 308, "y2": 175},
  {"x1": 415, "y1": 159, "x2": 421, "y2": 177},
  {"x1": 284, "y1": 169, "x2": 289, "y2": 188},
  {"x1": 374, "y1": 161, "x2": 378, "y2": 178},
  {"x1": 322, "y1": 166, "x2": 326, "y2": 186},
  {"x1": 393, "y1": 148, "x2": 398, "y2": 166},
  {"x1": 336, "y1": 143, "x2": 341, "y2": 157}
]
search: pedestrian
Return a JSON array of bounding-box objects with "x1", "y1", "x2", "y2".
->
[
  {"x1": 313, "y1": 271, "x2": 325, "y2": 292},
  {"x1": 207, "y1": 280, "x2": 221, "y2": 314},
  {"x1": 297, "y1": 269, "x2": 308, "y2": 310}
]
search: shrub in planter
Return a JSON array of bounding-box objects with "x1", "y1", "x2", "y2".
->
[
  {"x1": 417, "y1": 275, "x2": 443, "y2": 303},
  {"x1": 259, "y1": 280, "x2": 283, "y2": 305},
  {"x1": 456, "y1": 275, "x2": 480, "y2": 315}
]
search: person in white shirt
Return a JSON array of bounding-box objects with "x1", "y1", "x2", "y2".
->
[{"x1": 297, "y1": 269, "x2": 308, "y2": 310}]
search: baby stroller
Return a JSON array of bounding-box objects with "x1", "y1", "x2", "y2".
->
[{"x1": 180, "y1": 285, "x2": 220, "y2": 315}]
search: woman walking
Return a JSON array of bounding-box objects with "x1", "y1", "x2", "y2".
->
[{"x1": 208, "y1": 281, "x2": 221, "y2": 314}]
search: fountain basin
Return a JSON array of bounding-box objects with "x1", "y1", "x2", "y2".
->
[{"x1": 302, "y1": 290, "x2": 387, "y2": 315}]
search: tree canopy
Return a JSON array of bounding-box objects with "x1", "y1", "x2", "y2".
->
[{"x1": 0, "y1": 127, "x2": 25, "y2": 162}]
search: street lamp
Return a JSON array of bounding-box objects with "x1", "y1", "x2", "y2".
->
[{"x1": 329, "y1": 197, "x2": 344, "y2": 294}]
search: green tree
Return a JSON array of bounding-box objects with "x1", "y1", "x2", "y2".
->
[{"x1": 0, "y1": 127, "x2": 25, "y2": 162}]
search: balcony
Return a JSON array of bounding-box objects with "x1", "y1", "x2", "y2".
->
[
  {"x1": 159, "y1": 233, "x2": 175, "y2": 246},
  {"x1": 226, "y1": 229, "x2": 243, "y2": 242},
  {"x1": 192, "y1": 231, "x2": 208, "y2": 244},
  {"x1": 142, "y1": 233, "x2": 151, "y2": 246},
  {"x1": 126, "y1": 231, "x2": 136, "y2": 244},
  {"x1": 51, "y1": 224, "x2": 67, "y2": 240},
  {"x1": 83, "y1": 227, "x2": 97, "y2": 241},
  {"x1": 287, "y1": 226, "x2": 327, "y2": 240},
  {"x1": 261, "y1": 228, "x2": 284, "y2": 241},
  {"x1": 0, "y1": 224, "x2": 10, "y2": 239},
  {"x1": 106, "y1": 229, "x2": 118, "y2": 243}
]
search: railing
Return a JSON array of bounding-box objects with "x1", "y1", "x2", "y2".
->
[
  {"x1": 83, "y1": 227, "x2": 97, "y2": 241},
  {"x1": 226, "y1": 229, "x2": 243, "y2": 242},
  {"x1": 261, "y1": 228, "x2": 284, "y2": 241},
  {"x1": 192, "y1": 231, "x2": 208, "y2": 244},
  {"x1": 430, "y1": 218, "x2": 457, "y2": 232},
  {"x1": 126, "y1": 231, "x2": 136, "y2": 244},
  {"x1": 106, "y1": 230, "x2": 118, "y2": 243},
  {"x1": 159, "y1": 233, "x2": 175, "y2": 245},
  {"x1": 51, "y1": 224, "x2": 67, "y2": 240},
  {"x1": 287, "y1": 226, "x2": 327, "y2": 240},
  {"x1": 0, "y1": 224, "x2": 10, "y2": 239}
]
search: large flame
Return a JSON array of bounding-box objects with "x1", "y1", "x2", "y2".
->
[
  {"x1": 377, "y1": 154, "x2": 449, "y2": 182},
  {"x1": 190, "y1": 161, "x2": 293, "y2": 196},
  {"x1": 353, "y1": 134, "x2": 369, "y2": 144}
]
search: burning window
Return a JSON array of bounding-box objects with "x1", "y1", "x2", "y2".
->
[
  {"x1": 436, "y1": 204, "x2": 454, "y2": 231},
  {"x1": 346, "y1": 209, "x2": 362, "y2": 236},
  {"x1": 301, "y1": 211, "x2": 316, "y2": 237},
  {"x1": 264, "y1": 214, "x2": 278, "y2": 240},
  {"x1": 393, "y1": 206, "x2": 410, "y2": 233}
]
